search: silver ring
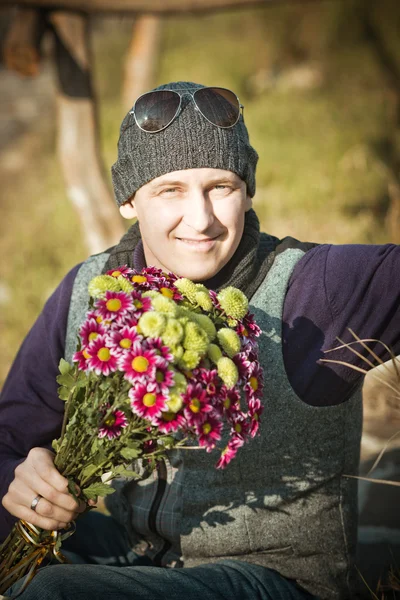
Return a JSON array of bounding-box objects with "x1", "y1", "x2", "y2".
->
[{"x1": 30, "y1": 494, "x2": 42, "y2": 512}]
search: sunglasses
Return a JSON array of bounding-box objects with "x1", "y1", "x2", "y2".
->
[{"x1": 129, "y1": 86, "x2": 244, "y2": 133}]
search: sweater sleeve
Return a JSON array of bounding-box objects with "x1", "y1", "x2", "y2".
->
[
  {"x1": 0, "y1": 264, "x2": 81, "y2": 541},
  {"x1": 283, "y1": 243, "x2": 400, "y2": 406}
]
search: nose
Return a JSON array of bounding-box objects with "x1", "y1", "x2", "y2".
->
[{"x1": 183, "y1": 191, "x2": 214, "y2": 233}]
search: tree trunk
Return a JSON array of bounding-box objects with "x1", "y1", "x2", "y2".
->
[
  {"x1": 3, "y1": 7, "x2": 47, "y2": 77},
  {"x1": 50, "y1": 11, "x2": 125, "y2": 255},
  {"x1": 122, "y1": 14, "x2": 162, "y2": 114}
]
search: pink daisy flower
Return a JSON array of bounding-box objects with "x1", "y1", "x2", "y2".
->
[
  {"x1": 195, "y1": 414, "x2": 223, "y2": 452},
  {"x1": 152, "y1": 410, "x2": 186, "y2": 434},
  {"x1": 85, "y1": 336, "x2": 119, "y2": 376},
  {"x1": 130, "y1": 270, "x2": 159, "y2": 289},
  {"x1": 248, "y1": 397, "x2": 263, "y2": 437},
  {"x1": 230, "y1": 415, "x2": 251, "y2": 444},
  {"x1": 106, "y1": 266, "x2": 132, "y2": 279},
  {"x1": 182, "y1": 383, "x2": 213, "y2": 426},
  {"x1": 96, "y1": 291, "x2": 133, "y2": 321},
  {"x1": 119, "y1": 346, "x2": 158, "y2": 383},
  {"x1": 216, "y1": 387, "x2": 241, "y2": 419},
  {"x1": 193, "y1": 368, "x2": 219, "y2": 398},
  {"x1": 98, "y1": 408, "x2": 128, "y2": 440},
  {"x1": 242, "y1": 312, "x2": 261, "y2": 339},
  {"x1": 154, "y1": 364, "x2": 175, "y2": 394},
  {"x1": 130, "y1": 291, "x2": 152, "y2": 318},
  {"x1": 233, "y1": 352, "x2": 253, "y2": 380},
  {"x1": 108, "y1": 326, "x2": 141, "y2": 356},
  {"x1": 73, "y1": 346, "x2": 91, "y2": 370},
  {"x1": 244, "y1": 362, "x2": 264, "y2": 400},
  {"x1": 129, "y1": 382, "x2": 167, "y2": 421},
  {"x1": 216, "y1": 437, "x2": 243, "y2": 469},
  {"x1": 145, "y1": 338, "x2": 173, "y2": 363},
  {"x1": 79, "y1": 318, "x2": 106, "y2": 346}
]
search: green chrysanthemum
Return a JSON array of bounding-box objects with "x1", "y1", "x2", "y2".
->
[
  {"x1": 138, "y1": 311, "x2": 166, "y2": 338},
  {"x1": 179, "y1": 350, "x2": 201, "y2": 370},
  {"x1": 183, "y1": 321, "x2": 209, "y2": 354},
  {"x1": 142, "y1": 290, "x2": 160, "y2": 300},
  {"x1": 207, "y1": 343, "x2": 223, "y2": 364},
  {"x1": 195, "y1": 291, "x2": 213, "y2": 312},
  {"x1": 174, "y1": 278, "x2": 198, "y2": 303},
  {"x1": 166, "y1": 393, "x2": 184, "y2": 413},
  {"x1": 217, "y1": 328, "x2": 241, "y2": 358},
  {"x1": 217, "y1": 287, "x2": 248, "y2": 320},
  {"x1": 170, "y1": 345, "x2": 184, "y2": 363},
  {"x1": 161, "y1": 318, "x2": 184, "y2": 346},
  {"x1": 217, "y1": 357, "x2": 239, "y2": 389},
  {"x1": 151, "y1": 295, "x2": 178, "y2": 316},
  {"x1": 191, "y1": 313, "x2": 216, "y2": 341},
  {"x1": 88, "y1": 275, "x2": 121, "y2": 298},
  {"x1": 117, "y1": 276, "x2": 133, "y2": 294},
  {"x1": 171, "y1": 370, "x2": 187, "y2": 393}
]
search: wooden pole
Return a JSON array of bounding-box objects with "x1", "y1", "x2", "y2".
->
[
  {"x1": 49, "y1": 12, "x2": 125, "y2": 254},
  {"x1": 122, "y1": 14, "x2": 162, "y2": 114}
]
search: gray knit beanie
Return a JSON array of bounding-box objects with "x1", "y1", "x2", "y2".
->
[{"x1": 111, "y1": 81, "x2": 258, "y2": 206}]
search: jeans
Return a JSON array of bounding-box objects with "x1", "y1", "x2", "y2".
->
[{"x1": 7, "y1": 512, "x2": 316, "y2": 600}]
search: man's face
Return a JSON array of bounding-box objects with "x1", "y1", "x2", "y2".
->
[{"x1": 119, "y1": 168, "x2": 252, "y2": 281}]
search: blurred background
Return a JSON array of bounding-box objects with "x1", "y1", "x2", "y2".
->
[{"x1": 1, "y1": 0, "x2": 400, "y2": 590}]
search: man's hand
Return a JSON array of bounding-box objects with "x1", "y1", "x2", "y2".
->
[{"x1": 2, "y1": 447, "x2": 87, "y2": 531}]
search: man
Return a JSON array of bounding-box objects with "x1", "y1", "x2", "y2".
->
[{"x1": 1, "y1": 81, "x2": 399, "y2": 600}]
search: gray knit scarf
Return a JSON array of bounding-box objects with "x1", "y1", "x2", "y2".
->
[{"x1": 102, "y1": 210, "x2": 314, "y2": 300}]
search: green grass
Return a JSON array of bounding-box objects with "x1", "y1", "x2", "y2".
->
[{"x1": 1, "y1": 1, "x2": 399, "y2": 385}]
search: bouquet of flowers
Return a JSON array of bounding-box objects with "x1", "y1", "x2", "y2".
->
[{"x1": 0, "y1": 266, "x2": 263, "y2": 595}]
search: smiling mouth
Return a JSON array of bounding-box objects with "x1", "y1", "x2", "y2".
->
[{"x1": 176, "y1": 236, "x2": 219, "y2": 249}]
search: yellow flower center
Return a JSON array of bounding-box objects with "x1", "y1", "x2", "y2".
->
[
  {"x1": 143, "y1": 393, "x2": 156, "y2": 407},
  {"x1": 223, "y1": 397, "x2": 231, "y2": 409},
  {"x1": 133, "y1": 299, "x2": 143, "y2": 309},
  {"x1": 132, "y1": 275, "x2": 147, "y2": 284},
  {"x1": 249, "y1": 377, "x2": 258, "y2": 391},
  {"x1": 111, "y1": 270, "x2": 121, "y2": 277},
  {"x1": 160, "y1": 287, "x2": 174, "y2": 298},
  {"x1": 106, "y1": 298, "x2": 122, "y2": 312},
  {"x1": 132, "y1": 356, "x2": 149, "y2": 373},
  {"x1": 88, "y1": 332, "x2": 98, "y2": 342},
  {"x1": 104, "y1": 414, "x2": 116, "y2": 427},
  {"x1": 161, "y1": 411, "x2": 175, "y2": 422},
  {"x1": 202, "y1": 422, "x2": 212, "y2": 434},
  {"x1": 242, "y1": 327, "x2": 249, "y2": 337},
  {"x1": 189, "y1": 398, "x2": 201, "y2": 413},
  {"x1": 253, "y1": 413, "x2": 259, "y2": 421},
  {"x1": 234, "y1": 423, "x2": 242, "y2": 433},
  {"x1": 119, "y1": 338, "x2": 132, "y2": 349},
  {"x1": 97, "y1": 347, "x2": 110, "y2": 362},
  {"x1": 156, "y1": 370, "x2": 164, "y2": 383},
  {"x1": 96, "y1": 316, "x2": 103, "y2": 323},
  {"x1": 83, "y1": 349, "x2": 91, "y2": 359}
]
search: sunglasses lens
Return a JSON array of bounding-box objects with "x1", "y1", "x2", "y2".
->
[
  {"x1": 194, "y1": 87, "x2": 240, "y2": 128},
  {"x1": 134, "y1": 90, "x2": 180, "y2": 132}
]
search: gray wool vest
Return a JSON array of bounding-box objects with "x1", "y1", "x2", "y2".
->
[{"x1": 65, "y1": 248, "x2": 362, "y2": 600}]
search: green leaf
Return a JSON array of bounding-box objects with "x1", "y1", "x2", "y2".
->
[
  {"x1": 56, "y1": 373, "x2": 76, "y2": 388},
  {"x1": 81, "y1": 463, "x2": 98, "y2": 480},
  {"x1": 59, "y1": 359, "x2": 73, "y2": 375},
  {"x1": 82, "y1": 482, "x2": 115, "y2": 500},
  {"x1": 120, "y1": 447, "x2": 141, "y2": 461},
  {"x1": 115, "y1": 468, "x2": 140, "y2": 479},
  {"x1": 57, "y1": 386, "x2": 71, "y2": 402},
  {"x1": 52, "y1": 439, "x2": 60, "y2": 453}
]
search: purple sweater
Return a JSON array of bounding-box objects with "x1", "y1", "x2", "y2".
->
[{"x1": 0, "y1": 242, "x2": 399, "y2": 540}]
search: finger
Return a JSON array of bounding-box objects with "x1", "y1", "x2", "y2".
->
[
  {"x1": 29, "y1": 449, "x2": 71, "y2": 494},
  {"x1": 8, "y1": 480, "x2": 81, "y2": 523},
  {"x1": 10, "y1": 475, "x2": 81, "y2": 518},
  {"x1": 2, "y1": 487, "x2": 69, "y2": 532}
]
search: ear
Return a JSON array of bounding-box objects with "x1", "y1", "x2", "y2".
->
[
  {"x1": 119, "y1": 198, "x2": 137, "y2": 220},
  {"x1": 245, "y1": 193, "x2": 253, "y2": 211}
]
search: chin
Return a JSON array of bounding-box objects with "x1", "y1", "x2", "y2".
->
[{"x1": 171, "y1": 262, "x2": 222, "y2": 282}]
